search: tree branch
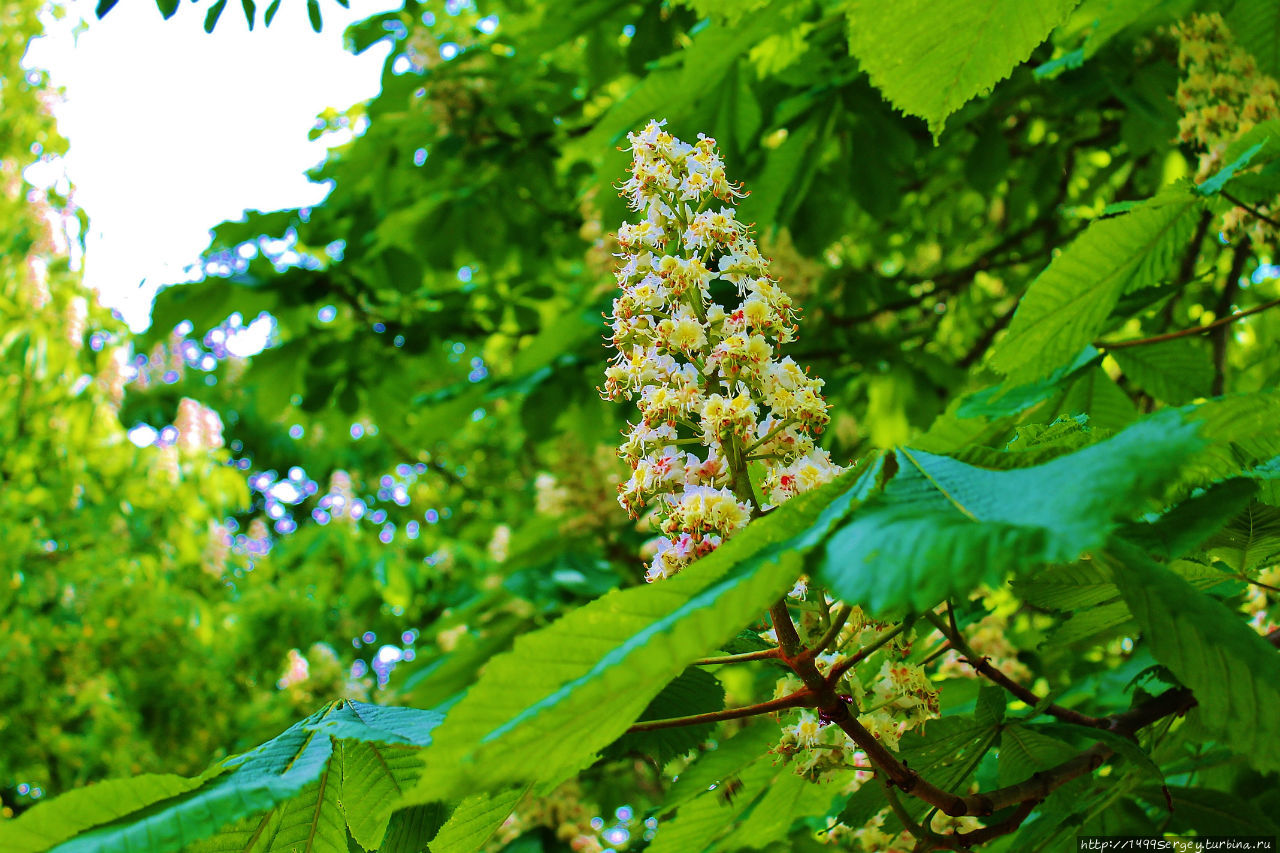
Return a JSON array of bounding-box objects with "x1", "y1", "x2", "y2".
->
[
  {"x1": 1222, "y1": 190, "x2": 1280, "y2": 228},
  {"x1": 1095, "y1": 296, "x2": 1279, "y2": 351},
  {"x1": 924, "y1": 611, "x2": 1106, "y2": 729}
]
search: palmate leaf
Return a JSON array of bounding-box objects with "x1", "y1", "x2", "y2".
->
[
  {"x1": 1106, "y1": 544, "x2": 1280, "y2": 773},
  {"x1": 403, "y1": 462, "x2": 885, "y2": 805},
  {"x1": 15, "y1": 701, "x2": 447, "y2": 853},
  {"x1": 844, "y1": 0, "x2": 1079, "y2": 138},
  {"x1": 991, "y1": 190, "x2": 1204, "y2": 384},
  {"x1": 816, "y1": 410, "x2": 1203, "y2": 613}
]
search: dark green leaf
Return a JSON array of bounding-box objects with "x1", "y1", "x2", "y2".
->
[
  {"x1": 1106, "y1": 544, "x2": 1280, "y2": 773},
  {"x1": 818, "y1": 410, "x2": 1203, "y2": 612}
]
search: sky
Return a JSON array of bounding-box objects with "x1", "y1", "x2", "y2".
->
[{"x1": 26, "y1": 0, "x2": 397, "y2": 330}]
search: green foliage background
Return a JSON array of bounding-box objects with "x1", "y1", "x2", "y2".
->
[{"x1": 4, "y1": 0, "x2": 1280, "y2": 850}]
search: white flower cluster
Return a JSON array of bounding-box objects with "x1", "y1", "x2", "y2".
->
[
  {"x1": 603, "y1": 120, "x2": 842, "y2": 582},
  {"x1": 174, "y1": 397, "x2": 225, "y2": 453}
]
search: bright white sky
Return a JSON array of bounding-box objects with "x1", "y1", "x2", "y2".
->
[{"x1": 27, "y1": 0, "x2": 396, "y2": 329}]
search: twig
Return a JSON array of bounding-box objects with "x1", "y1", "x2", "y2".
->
[
  {"x1": 804, "y1": 604, "x2": 853, "y2": 659},
  {"x1": 1095, "y1": 295, "x2": 1280, "y2": 351},
  {"x1": 827, "y1": 622, "x2": 909, "y2": 684},
  {"x1": 1222, "y1": 190, "x2": 1280, "y2": 228},
  {"x1": 692, "y1": 648, "x2": 782, "y2": 666},
  {"x1": 924, "y1": 611, "x2": 1106, "y2": 729},
  {"x1": 625, "y1": 690, "x2": 814, "y2": 733}
]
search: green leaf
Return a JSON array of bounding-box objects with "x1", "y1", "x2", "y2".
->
[
  {"x1": 240, "y1": 0, "x2": 255, "y2": 29},
  {"x1": 430, "y1": 787, "x2": 529, "y2": 853},
  {"x1": 976, "y1": 683, "x2": 1007, "y2": 726},
  {"x1": 997, "y1": 723, "x2": 1077, "y2": 787},
  {"x1": 603, "y1": 667, "x2": 726, "y2": 764},
  {"x1": 1106, "y1": 544, "x2": 1280, "y2": 773},
  {"x1": 306, "y1": 0, "x2": 321, "y2": 32},
  {"x1": 1110, "y1": 338, "x2": 1213, "y2": 405},
  {"x1": 1227, "y1": 0, "x2": 1280, "y2": 77},
  {"x1": 338, "y1": 740, "x2": 424, "y2": 850},
  {"x1": 991, "y1": 191, "x2": 1204, "y2": 383},
  {"x1": 32, "y1": 702, "x2": 446, "y2": 853},
  {"x1": 844, "y1": 0, "x2": 1080, "y2": 138},
  {"x1": 1081, "y1": 0, "x2": 1165, "y2": 58},
  {"x1": 157, "y1": 0, "x2": 179, "y2": 19},
  {"x1": 0, "y1": 775, "x2": 205, "y2": 853},
  {"x1": 1034, "y1": 722, "x2": 1164, "y2": 782},
  {"x1": 1119, "y1": 478, "x2": 1259, "y2": 561},
  {"x1": 95, "y1": 0, "x2": 119, "y2": 17},
  {"x1": 647, "y1": 755, "x2": 778, "y2": 853},
  {"x1": 818, "y1": 410, "x2": 1203, "y2": 612},
  {"x1": 403, "y1": 465, "x2": 877, "y2": 804},
  {"x1": 379, "y1": 805, "x2": 450, "y2": 853},
  {"x1": 264, "y1": 0, "x2": 282, "y2": 26},
  {"x1": 1203, "y1": 500, "x2": 1280, "y2": 573},
  {"x1": 649, "y1": 752, "x2": 842, "y2": 853},
  {"x1": 204, "y1": 0, "x2": 228, "y2": 33},
  {"x1": 1180, "y1": 391, "x2": 1280, "y2": 489},
  {"x1": 1135, "y1": 786, "x2": 1280, "y2": 836},
  {"x1": 581, "y1": 3, "x2": 783, "y2": 152},
  {"x1": 663, "y1": 723, "x2": 779, "y2": 810},
  {"x1": 1196, "y1": 141, "x2": 1264, "y2": 196},
  {"x1": 189, "y1": 751, "x2": 346, "y2": 853}
]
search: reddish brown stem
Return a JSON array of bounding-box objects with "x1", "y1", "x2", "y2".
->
[
  {"x1": 1096, "y1": 295, "x2": 1279, "y2": 351},
  {"x1": 624, "y1": 690, "x2": 814, "y2": 734},
  {"x1": 924, "y1": 611, "x2": 1106, "y2": 729}
]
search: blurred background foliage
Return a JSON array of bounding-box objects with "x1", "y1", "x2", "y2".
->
[{"x1": 4, "y1": 0, "x2": 1280, "y2": 847}]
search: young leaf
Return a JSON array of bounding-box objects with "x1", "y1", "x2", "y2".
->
[
  {"x1": 402, "y1": 465, "x2": 878, "y2": 805},
  {"x1": 844, "y1": 0, "x2": 1079, "y2": 139},
  {"x1": 1105, "y1": 544, "x2": 1280, "y2": 773},
  {"x1": 817, "y1": 410, "x2": 1203, "y2": 612},
  {"x1": 991, "y1": 192, "x2": 1204, "y2": 384}
]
